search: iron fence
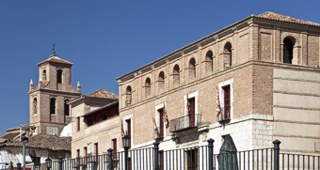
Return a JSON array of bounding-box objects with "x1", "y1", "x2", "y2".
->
[
  {"x1": 35, "y1": 139, "x2": 319, "y2": 170},
  {"x1": 280, "y1": 153, "x2": 320, "y2": 170}
]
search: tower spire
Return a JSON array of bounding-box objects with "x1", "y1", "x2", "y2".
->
[
  {"x1": 29, "y1": 79, "x2": 34, "y2": 91},
  {"x1": 77, "y1": 81, "x2": 81, "y2": 92}
]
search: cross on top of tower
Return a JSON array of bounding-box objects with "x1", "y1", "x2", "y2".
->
[{"x1": 51, "y1": 44, "x2": 57, "y2": 56}]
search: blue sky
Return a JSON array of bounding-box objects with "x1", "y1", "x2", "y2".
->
[{"x1": 0, "y1": 0, "x2": 319, "y2": 134}]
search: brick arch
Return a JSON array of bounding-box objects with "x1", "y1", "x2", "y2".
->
[
  {"x1": 188, "y1": 57, "x2": 196, "y2": 80},
  {"x1": 144, "y1": 77, "x2": 152, "y2": 98},
  {"x1": 281, "y1": 33, "x2": 300, "y2": 46},
  {"x1": 125, "y1": 85, "x2": 133, "y2": 106},
  {"x1": 204, "y1": 49, "x2": 214, "y2": 73},
  {"x1": 281, "y1": 33, "x2": 301, "y2": 64},
  {"x1": 222, "y1": 41, "x2": 233, "y2": 69},
  {"x1": 172, "y1": 64, "x2": 181, "y2": 87},
  {"x1": 218, "y1": 40, "x2": 234, "y2": 54},
  {"x1": 157, "y1": 71, "x2": 165, "y2": 93}
]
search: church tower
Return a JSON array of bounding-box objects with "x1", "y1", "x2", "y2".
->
[{"x1": 29, "y1": 52, "x2": 82, "y2": 135}]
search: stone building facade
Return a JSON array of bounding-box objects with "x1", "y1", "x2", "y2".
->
[
  {"x1": 29, "y1": 55, "x2": 82, "y2": 135},
  {"x1": 70, "y1": 89, "x2": 119, "y2": 158},
  {"x1": 117, "y1": 12, "x2": 320, "y2": 155}
]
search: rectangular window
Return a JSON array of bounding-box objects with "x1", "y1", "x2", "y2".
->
[
  {"x1": 112, "y1": 138, "x2": 117, "y2": 159},
  {"x1": 222, "y1": 85, "x2": 231, "y2": 120},
  {"x1": 50, "y1": 98, "x2": 56, "y2": 114},
  {"x1": 77, "y1": 117, "x2": 80, "y2": 131},
  {"x1": 57, "y1": 70, "x2": 63, "y2": 84},
  {"x1": 94, "y1": 143, "x2": 98, "y2": 157},
  {"x1": 64, "y1": 99, "x2": 69, "y2": 116}
]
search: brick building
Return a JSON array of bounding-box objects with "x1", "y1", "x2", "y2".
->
[
  {"x1": 70, "y1": 89, "x2": 119, "y2": 158},
  {"x1": 117, "y1": 11, "x2": 320, "y2": 156},
  {"x1": 29, "y1": 54, "x2": 82, "y2": 135}
]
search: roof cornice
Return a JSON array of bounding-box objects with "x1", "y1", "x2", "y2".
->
[
  {"x1": 117, "y1": 12, "x2": 320, "y2": 83},
  {"x1": 116, "y1": 16, "x2": 254, "y2": 82}
]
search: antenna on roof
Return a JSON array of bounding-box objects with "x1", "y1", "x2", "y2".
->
[{"x1": 51, "y1": 44, "x2": 56, "y2": 56}]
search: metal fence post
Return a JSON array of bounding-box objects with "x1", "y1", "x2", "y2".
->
[
  {"x1": 9, "y1": 162, "x2": 13, "y2": 170},
  {"x1": 153, "y1": 141, "x2": 160, "y2": 170},
  {"x1": 273, "y1": 140, "x2": 281, "y2": 170},
  {"x1": 207, "y1": 138, "x2": 215, "y2": 170},
  {"x1": 17, "y1": 162, "x2": 21, "y2": 170},
  {"x1": 108, "y1": 148, "x2": 113, "y2": 170},
  {"x1": 58, "y1": 157, "x2": 63, "y2": 170}
]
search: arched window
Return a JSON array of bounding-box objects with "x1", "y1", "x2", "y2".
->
[
  {"x1": 50, "y1": 98, "x2": 56, "y2": 114},
  {"x1": 57, "y1": 69, "x2": 63, "y2": 84},
  {"x1": 33, "y1": 98, "x2": 37, "y2": 114},
  {"x1": 283, "y1": 37, "x2": 295, "y2": 64},
  {"x1": 64, "y1": 99, "x2": 69, "y2": 116},
  {"x1": 189, "y1": 58, "x2": 196, "y2": 80},
  {"x1": 158, "y1": 71, "x2": 165, "y2": 93},
  {"x1": 173, "y1": 64, "x2": 180, "y2": 87},
  {"x1": 224, "y1": 42, "x2": 232, "y2": 69},
  {"x1": 145, "y1": 78, "x2": 151, "y2": 98},
  {"x1": 42, "y1": 70, "x2": 47, "y2": 82},
  {"x1": 125, "y1": 86, "x2": 132, "y2": 106},
  {"x1": 205, "y1": 50, "x2": 213, "y2": 73}
]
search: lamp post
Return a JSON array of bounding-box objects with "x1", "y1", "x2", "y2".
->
[
  {"x1": 19, "y1": 125, "x2": 36, "y2": 170},
  {"x1": 45, "y1": 157, "x2": 52, "y2": 170},
  {"x1": 122, "y1": 134, "x2": 131, "y2": 170}
]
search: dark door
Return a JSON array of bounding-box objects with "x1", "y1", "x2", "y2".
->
[
  {"x1": 186, "y1": 149, "x2": 198, "y2": 170},
  {"x1": 223, "y1": 85, "x2": 230, "y2": 119},
  {"x1": 159, "y1": 151, "x2": 164, "y2": 170},
  {"x1": 112, "y1": 139, "x2": 117, "y2": 159},
  {"x1": 128, "y1": 157, "x2": 132, "y2": 170},
  {"x1": 126, "y1": 119, "x2": 131, "y2": 147},
  {"x1": 159, "y1": 109, "x2": 164, "y2": 137},
  {"x1": 188, "y1": 98, "x2": 195, "y2": 127},
  {"x1": 126, "y1": 119, "x2": 131, "y2": 137}
]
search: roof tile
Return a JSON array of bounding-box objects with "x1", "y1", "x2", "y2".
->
[
  {"x1": 88, "y1": 89, "x2": 118, "y2": 100},
  {"x1": 258, "y1": 11, "x2": 320, "y2": 26}
]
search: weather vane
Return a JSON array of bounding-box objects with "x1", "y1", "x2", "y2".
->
[{"x1": 52, "y1": 44, "x2": 56, "y2": 56}]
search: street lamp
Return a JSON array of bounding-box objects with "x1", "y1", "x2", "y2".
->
[
  {"x1": 122, "y1": 134, "x2": 131, "y2": 170},
  {"x1": 122, "y1": 135, "x2": 131, "y2": 149},
  {"x1": 45, "y1": 157, "x2": 52, "y2": 170},
  {"x1": 19, "y1": 125, "x2": 36, "y2": 170}
]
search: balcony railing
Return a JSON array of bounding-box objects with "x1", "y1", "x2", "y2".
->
[
  {"x1": 170, "y1": 114, "x2": 201, "y2": 132},
  {"x1": 217, "y1": 107, "x2": 230, "y2": 124}
]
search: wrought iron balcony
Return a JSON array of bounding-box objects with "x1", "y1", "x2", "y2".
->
[
  {"x1": 217, "y1": 107, "x2": 231, "y2": 124},
  {"x1": 170, "y1": 114, "x2": 201, "y2": 132}
]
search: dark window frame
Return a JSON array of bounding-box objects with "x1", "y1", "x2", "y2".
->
[
  {"x1": 57, "y1": 69, "x2": 63, "y2": 84},
  {"x1": 50, "y1": 98, "x2": 56, "y2": 115}
]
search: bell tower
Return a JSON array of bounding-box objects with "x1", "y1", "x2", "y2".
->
[{"x1": 29, "y1": 51, "x2": 82, "y2": 135}]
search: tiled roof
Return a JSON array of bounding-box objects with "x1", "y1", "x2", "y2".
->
[
  {"x1": 0, "y1": 134, "x2": 71, "y2": 151},
  {"x1": 88, "y1": 89, "x2": 118, "y2": 100},
  {"x1": 2, "y1": 132, "x2": 19, "y2": 140},
  {"x1": 38, "y1": 55, "x2": 73, "y2": 66},
  {"x1": 258, "y1": 11, "x2": 320, "y2": 26}
]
